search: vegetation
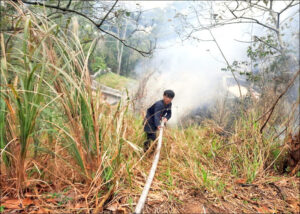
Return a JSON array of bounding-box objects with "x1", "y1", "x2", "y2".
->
[
  {"x1": 0, "y1": 1, "x2": 299, "y2": 213},
  {"x1": 96, "y1": 72, "x2": 136, "y2": 90}
]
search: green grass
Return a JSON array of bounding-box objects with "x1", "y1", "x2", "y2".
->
[
  {"x1": 0, "y1": 2, "x2": 295, "y2": 213},
  {"x1": 96, "y1": 72, "x2": 136, "y2": 90}
]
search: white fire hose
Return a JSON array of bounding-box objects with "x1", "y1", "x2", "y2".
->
[{"x1": 134, "y1": 121, "x2": 165, "y2": 214}]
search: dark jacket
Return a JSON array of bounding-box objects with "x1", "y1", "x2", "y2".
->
[{"x1": 144, "y1": 100, "x2": 172, "y2": 133}]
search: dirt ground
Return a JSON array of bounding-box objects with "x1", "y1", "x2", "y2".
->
[
  {"x1": 0, "y1": 175, "x2": 299, "y2": 213},
  {"x1": 141, "y1": 176, "x2": 300, "y2": 213}
]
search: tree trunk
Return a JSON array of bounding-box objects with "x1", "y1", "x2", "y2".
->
[{"x1": 117, "y1": 19, "x2": 128, "y2": 75}]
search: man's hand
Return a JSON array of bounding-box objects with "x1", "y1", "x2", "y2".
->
[{"x1": 158, "y1": 118, "x2": 168, "y2": 129}]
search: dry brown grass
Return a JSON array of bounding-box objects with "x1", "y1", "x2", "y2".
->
[{"x1": 0, "y1": 1, "x2": 299, "y2": 213}]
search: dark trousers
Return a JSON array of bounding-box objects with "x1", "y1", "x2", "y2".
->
[{"x1": 143, "y1": 132, "x2": 156, "y2": 152}]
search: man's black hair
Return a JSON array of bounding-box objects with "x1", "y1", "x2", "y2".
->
[{"x1": 163, "y1": 90, "x2": 175, "y2": 98}]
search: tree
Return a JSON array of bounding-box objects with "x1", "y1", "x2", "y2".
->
[
  {"x1": 174, "y1": 0, "x2": 299, "y2": 132},
  {"x1": 175, "y1": 0, "x2": 299, "y2": 89},
  {"x1": 3, "y1": 0, "x2": 163, "y2": 77},
  {"x1": 175, "y1": 1, "x2": 299, "y2": 93},
  {"x1": 9, "y1": 0, "x2": 156, "y2": 57}
]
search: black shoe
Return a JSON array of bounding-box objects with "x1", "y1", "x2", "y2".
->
[{"x1": 144, "y1": 141, "x2": 150, "y2": 153}]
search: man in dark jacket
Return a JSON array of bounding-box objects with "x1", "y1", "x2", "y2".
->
[{"x1": 143, "y1": 90, "x2": 175, "y2": 152}]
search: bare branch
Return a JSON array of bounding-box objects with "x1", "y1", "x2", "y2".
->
[
  {"x1": 226, "y1": 5, "x2": 279, "y2": 33},
  {"x1": 66, "y1": 0, "x2": 72, "y2": 9},
  {"x1": 99, "y1": 27, "x2": 154, "y2": 57},
  {"x1": 257, "y1": 69, "x2": 300, "y2": 133},
  {"x1": 96, "y1": 0, "x2": 118, "y2": 28},
  {"x1": 280, "y1": 10, "x2": 299, "y2": 24},
  {"x1": 193, "y1": 4, "x2": 242, "y2": 98},
  {"x1": 253, "y1": 36, "x2": 281, "y2": 53},
  {"x1": 270, "y1": 0, "x2": 273, "y2": 10},
  {"x1": 279, "y1": 0, "x2": 294, "y2": 15},
  {"x1": 19, "y1": 0, "x2": 104, "y2": 26},
  {"x1": 17, "y1": 0, "x2": 153, "y2": 56}
]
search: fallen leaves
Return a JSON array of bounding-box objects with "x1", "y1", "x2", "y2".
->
[
  {"x1": 106, "y1": 203, "x2": 118, "y2": 212},
  {"x1": 45, "y1": 198, "x2": 58, "y2": 204},
  {"x1": 235, "y1": 178, "x2": 247, "y2": 185},
  {"x1": 234, "y1": 194, "x2": 259, "y2": 206},
  {"x1": 286, "y1": 198, "x2": 300, "y2": 212},
  {"x1": 2, "y1": 198, "x2": 34, "y2": 209},
  {"x1": 105, "y1": 202, "x2": 127, "y2": 214},
  {"x1": 255, "y1": 206, "x2": 274, "y2": 213},
  {"x1": 31, "y1": 207, "x2": 51, "y2": 214},
  {"x1": 74, "y1": 202, "x2": 86, "y2": 209},
  {"x1": 276, "y1": 178, "x2": 289, "y2": 186}
]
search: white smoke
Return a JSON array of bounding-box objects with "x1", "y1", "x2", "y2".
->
[
  {"x1": 135, "y1": 41, "x2": 233, "y2": 125},
  {"x1": 134, "y1": 21, "x2": 252, "y2": 125},
  {"x1": 133, "y1": 1, "x2": 299, "y2": 126}
]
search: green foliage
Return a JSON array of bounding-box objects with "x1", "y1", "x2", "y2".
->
[
  {"x1": 127, "y1": 197, "x2": 134, "y2": 212},
  {"x1": 247, "y1": 35, "x2": 278, "y2": 61},
  {"x1": 90, "y1": 56, "x2": 107, "y2": 71},
  {"x1": 0, "y1": 4, "x2": 134, "y2": 194},
  {"x1": 126, "y1": 162, "x2": 133, "y2": 188},
  {"x1": 0, "y1": 3, "x2": 296, "y2": 211},
  {"x1": 0, "y1": 98, "x2": 9, "y2": 168},
  {"x1": 103, "y1": 166, "x2": 113, "y2": 183},
  {"x1": 96, "y1": 72, "x2": 136, "y2": 90}
]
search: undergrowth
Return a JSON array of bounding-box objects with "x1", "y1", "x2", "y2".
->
[{"x1": 0, "y1": 1, "x2": 296, "y2": 213}]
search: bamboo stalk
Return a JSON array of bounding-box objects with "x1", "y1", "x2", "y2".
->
[{"x1": 134, "y1": 121, "x2": 165, "y2": 214}]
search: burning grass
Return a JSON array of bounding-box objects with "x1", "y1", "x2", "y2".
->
[{"x1": 0, "y1": 1, "x2": 299, "y2": 213}]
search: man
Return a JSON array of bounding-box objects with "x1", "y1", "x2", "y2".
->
[{"x1": 143, "y1": 90, "x2": 175, "y2": 152}]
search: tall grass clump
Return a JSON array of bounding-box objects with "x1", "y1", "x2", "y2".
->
[
  {"x1": 0, "y1": 1, "x2": 297, "y2": 213},
  {"x1": 153, "y1": 108, "x2": 285, "y2": 198},
  {"x1": 1, "y1": 8, "x2": 51, "y2": 194},
  {"x1": 0, "y1": 2, "x2": 136, "y2": 207}
]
